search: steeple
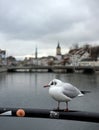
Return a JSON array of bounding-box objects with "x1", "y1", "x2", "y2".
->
[
  {"x1": 56, "y1": 41, "x2": 62, "y2": 61},
  {"x1": 57, "y1": 42, "x2": 60, "y2": 48},
  {"x1": 56, "y1": 41, "x2": 61, "y2": 55},
  {"x1": 35, "y1": 46, "x2": 38, "y2": 59}
]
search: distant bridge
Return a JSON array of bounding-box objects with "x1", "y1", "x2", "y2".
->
[{"x1": 7, "y1": 65, "x2": 99, "y2": 73}]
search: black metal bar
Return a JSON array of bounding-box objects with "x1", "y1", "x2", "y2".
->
[{"x1": 0, "y1": 108, "x2": 99, "y2": 123}]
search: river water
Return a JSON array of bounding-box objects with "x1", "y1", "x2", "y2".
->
[{"x1": 0, "y1": 72, "x2": 99, "y2": 130}]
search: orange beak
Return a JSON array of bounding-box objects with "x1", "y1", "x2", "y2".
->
[{"x1": 43, "y1": 85, "x2": 50, "y2": 88}]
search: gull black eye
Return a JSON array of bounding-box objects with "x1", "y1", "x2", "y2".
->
[{"x1": 51, "y1": 82, "x2": 53, "y2": 85}]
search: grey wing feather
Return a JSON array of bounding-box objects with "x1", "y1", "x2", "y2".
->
[{"x1": 62, "y1": 83, "x2": 81, "y2": 98}]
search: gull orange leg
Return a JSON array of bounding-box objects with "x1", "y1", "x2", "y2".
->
[{"x1": 64, "y1": 102, "x2": 69, "y2": 112}]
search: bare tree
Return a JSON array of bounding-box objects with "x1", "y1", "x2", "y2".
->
[{"x1": 71, "y1": 43, "x2": 79, "y2": 49}]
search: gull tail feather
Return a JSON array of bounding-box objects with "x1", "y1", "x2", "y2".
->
[
  {"x1": 78, "y1": 90, "x2": 90, "y2": 97},
  {"x1": 81, "y1": 90, "x2": 91, "y2": 94}
]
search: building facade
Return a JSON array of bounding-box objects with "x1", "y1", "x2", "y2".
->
[{"x1": 0, "y1": 49, "x2": 6, "y2": 65}]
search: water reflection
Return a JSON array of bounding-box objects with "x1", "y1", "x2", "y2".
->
[
  {"x1": 0, "y1": 72, "x2": 7, "y2": 90},
  {"x1": 0, "y1": 72, "x2": 99, "y2": 130}
]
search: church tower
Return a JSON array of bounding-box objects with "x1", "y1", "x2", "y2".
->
[
  {"x1": 34, "y1": 46, "x2": 38, "y2": 65},
  {"x1": 56, "y1": 42, "x2": 62, "y2": 60},
  {"x1": 35, "y1": 47, "x2": 38, "y2": 59},
  {"x1": 56, "y1": 42, "x2": 61, "y2": 55}
]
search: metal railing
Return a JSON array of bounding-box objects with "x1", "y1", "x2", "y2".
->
[{"x1": 0, "y1": 108, "x2": 99, "y2": 123}]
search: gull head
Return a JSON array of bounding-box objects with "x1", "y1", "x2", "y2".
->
[{"x1": 44, "y1": 79, "x2": 62, "y2": 88}]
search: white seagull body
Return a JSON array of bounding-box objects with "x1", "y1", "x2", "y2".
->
[{"x1": 44, "y1": 79, "x2": 83, "y2": 111}]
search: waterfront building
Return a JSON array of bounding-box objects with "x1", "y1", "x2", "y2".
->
[
  {"x1": 78, "y1": 58, "x2": 99, "y2": 66},
  {"x1": 69, "y1": 48, "x2": 90, "y2": 66},
  {"x1": 0, "y1": 49, "x2": 6, "y2": 65}
]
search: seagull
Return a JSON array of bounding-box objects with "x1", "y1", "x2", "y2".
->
[{"x1": 44, "y1": 79, "x2": 84, "y2": 111}]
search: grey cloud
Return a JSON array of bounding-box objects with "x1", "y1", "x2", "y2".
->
[
  {"x1": 0, "y1": 0, "x2": 99, "y2": 57},
  {"x1": 0, "y1": 0, "x2": 90, "y2": 39}
]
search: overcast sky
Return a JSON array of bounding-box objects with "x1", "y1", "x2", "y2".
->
[{"x1": 0, "y1": 0, "x2": 99, "y2": 59}]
